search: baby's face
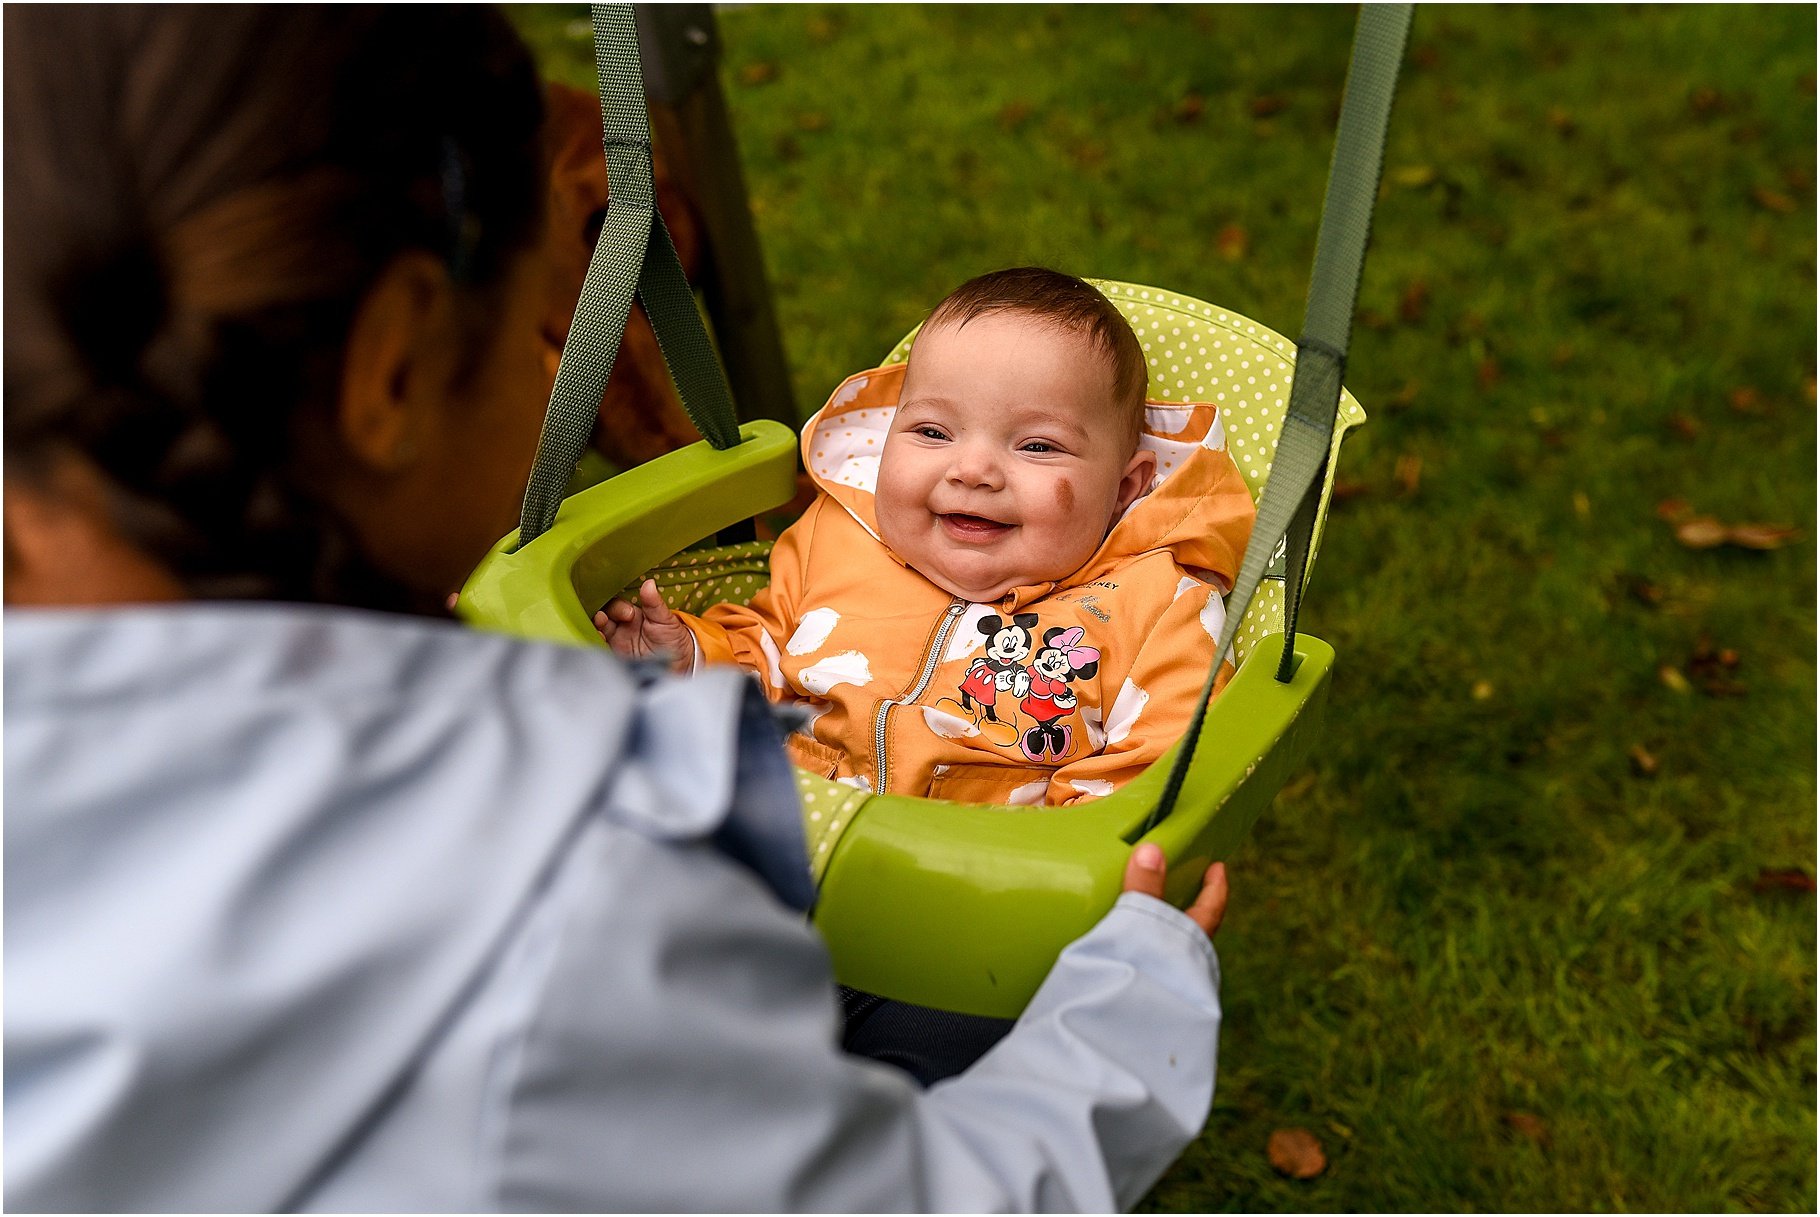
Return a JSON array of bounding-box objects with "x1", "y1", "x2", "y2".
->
[{"x1": 876, "y1": 312, "x2": 1155, "y2": 604}]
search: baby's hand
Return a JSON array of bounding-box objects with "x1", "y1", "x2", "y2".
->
[{"x1": 593, "y1": 579, "x2": 694, "y2": 670}]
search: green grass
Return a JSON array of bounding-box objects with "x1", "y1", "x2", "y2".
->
[{"x1": 517, "y1": 5, "x2": 1814, "y2": 1210}]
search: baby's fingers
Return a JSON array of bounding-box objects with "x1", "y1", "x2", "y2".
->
[{"x1": 636, "y1": 578, "x2": 676, "y2": 622}]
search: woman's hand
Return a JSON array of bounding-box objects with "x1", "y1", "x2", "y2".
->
[
  {"x1": 593, "y1": 579, "x2": 694, "y2": 670},
  {"x1": 1121, "y1": 843, "x2": 1228, "y2": 938}
]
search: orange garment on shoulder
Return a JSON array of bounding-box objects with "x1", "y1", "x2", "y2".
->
[{"x1": 674, "y1": 363, "x2": 1257, "y2": 807}]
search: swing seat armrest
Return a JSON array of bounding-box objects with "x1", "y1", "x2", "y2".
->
[{"x1": 456, "y1": 420, "x2": 798, "y2": 646}]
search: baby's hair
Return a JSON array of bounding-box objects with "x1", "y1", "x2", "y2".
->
[
  {"x1": 4, "y1": 6, "x2": 544, "y2": 611},
  {"x1": 920, "y1": 267, "x2": 1148, "y2": 449}
]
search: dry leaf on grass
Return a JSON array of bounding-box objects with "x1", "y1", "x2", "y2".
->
[
  {"x1": 1753, "y1": 868, "x2": 1817, "y2": 894},
  {"x1": 1394, "y1": 453, "x2": 1423, "y2": 495},
  {"x1": 1267, "y1": 1127, "x2": 1327, "y2": 1180},
  {"x1": 997, "y1": 100, "x2": 1034, "y2": 131},
  {"x1": 1658, "y1": 664, "x2": 1692, "y2": 694},
  {"x1": 1751, "y1": 185, "x2": 1797, "y2": 214},
  {"x1": 1215, "y1": 223, "x2": 1249, "y2": 262},
  {"x1": 1673, "y1": 517, "x2": 1730, "y2": 548},
  {"x1": 1667, "y1": 413, "x2": 1701, "y2": 439},
  {"x1": 1672, "y1": 516, "x2": 1802, "y2": 551},
  {"x1": 1250, "y1": 94, "x2": 1288, "y2": 118},
  {"x1": 1173, "y1": 93, "x2": 1206, "y2": 124},
  {"x1": 1399, "y1": 280, "x2": 1430, "y2": 324},
  {"x1": 1627, "y1": 744, "x2": 1659, "y2": 777},
  {"x1": 1725, "y1": 523, "x2": 1802, "y2": 550},
  {"x1": 1503, "y1": 1112, "x2": 1552, "y2": 1148},
  {"x1": 1331, "y1": 479, "x2": 1373, "y2": 502},
  {"x1": 737, "y1": 61, "x2": 778, "y2": 87},
  {"x1": 1729, "y1": 386, "x2": 1764, "y2": 414},
  {"x1": 1656, "y1": 498, "x2": 1693, "y2": 522}
]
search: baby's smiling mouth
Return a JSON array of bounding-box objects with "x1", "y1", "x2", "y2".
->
[{"x1": 938, "y1": 512, "x2": 1013, "y2": 541}]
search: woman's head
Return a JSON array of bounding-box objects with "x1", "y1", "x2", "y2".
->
[{"x1": 5, "y1": 5, "x2": 549, "y2": 610}]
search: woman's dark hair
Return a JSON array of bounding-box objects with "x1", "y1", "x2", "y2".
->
[{"x1": 4, "y1": 5, "x2": 545, "y2": 608}]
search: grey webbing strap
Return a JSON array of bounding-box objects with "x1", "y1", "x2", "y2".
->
[
  {"x1": 1146, "y1": 3, "x2": 1411, "y2": 831},
  {"x1": 516, "y1": 3, "x2": 742, "y2": 547}
]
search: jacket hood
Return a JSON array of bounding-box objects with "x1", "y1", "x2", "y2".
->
[{"x1": 800, "y1": 362, "x2": 1257, "y2": 605}]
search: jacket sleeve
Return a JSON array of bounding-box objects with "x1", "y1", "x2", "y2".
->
[
  {"x1": 495, "y1": 825, "x2": 1222, "y2": 1212},
  {"x1": 670, "y1": 498, "x2": 824, "y2": 701},
  {"x1": 1046, "y1": 580, "x2": 1235, "y2": 806}
]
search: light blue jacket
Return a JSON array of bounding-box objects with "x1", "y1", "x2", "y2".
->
[{"x1": 5, "y1": 604, "x2": 1221, "y2": 1212}]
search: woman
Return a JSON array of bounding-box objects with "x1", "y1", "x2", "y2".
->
[{"x1": 4, "y1": 7, "x2": 1229, "y2": 1211}]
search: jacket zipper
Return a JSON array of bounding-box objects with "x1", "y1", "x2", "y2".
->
[{"x1": 873, "y1": 599, "x2": 966, "y2": 794}]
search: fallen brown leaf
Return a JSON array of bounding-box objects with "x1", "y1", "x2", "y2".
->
[
  {"x1": 1655, "y1": 498, "x2": 1693, "y2": 522},
  {"x1": 1215, "y1": 223, "x2": 1249, "y2": 262},
  {"x1": 1394, "y1": 453, "x2": 1423, "y2": 494},
  {"x1": 1267, "y1": 1127, "x2": 1327, "y2": 1180},
  {"x1": 1174, "y1": 93, "x2": 1206, "y2": 124},
  {"x1": 1250, "y1": 94, "x2": 1288, "y2": 118},
  {"x1": 1331, "y1": 479, "x2": 1373, "y2": 502},
  {"x1": 1673, "y1": 517, "x2": 1729, "y2": 549},
  {"x1": 1619, "y1": 574, "x2": 1664, "y2": 607},
  {"x1": 1410, "y1": 44, "x2": 1440, "y2": 70},
  {"x1": 1725, "y1": 523, "x2": 1802, "y2": 550},
  {"x1": 1753, "y1": 867, "x2": 1817, "y2": 894},
  {"x1": 997, "y1": 100, "x2": 1034, "y2": 131},
  {"x1": 1667, "y1": 413, "x2": 1701, "y2": 440},
  {"x1": 1627, "y1": 744, "x2": 1659, "y2": 778},
  {"x1": 1751, "y1": 185, "x2": 1797, "y2": 214},
  {"x1": 1503, "y1": 1112, "x2": 1552, "y2": 1148},
  {"x1": 1728, "y1": 386, "x2": 1764, "y2": 414},
  {"x1": 737, "y1": 61, "x2": 778, "y2": 87},
  {"x1": 1399, "y1": 280, "x2": 1430, "y2": 324},
  {"x1": 1358, "y1": 309, "x2": 1390, "y2": 331}
]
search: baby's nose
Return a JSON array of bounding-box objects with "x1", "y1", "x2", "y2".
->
[{"x1": 947, "y1": 443, "x2": 1004, "y2": 488}]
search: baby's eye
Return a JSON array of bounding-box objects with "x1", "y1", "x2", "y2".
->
[
  {"x1": 1020, "y1": 441, "x2": 1056, "y2": 454},
  {"x1": 915, "y1": 426, "x2": 950, "y2": 441}
]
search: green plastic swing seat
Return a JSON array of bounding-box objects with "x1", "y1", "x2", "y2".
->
[{"x1": 458, "y1": 282, "x2": 1365, "y2": 1018}]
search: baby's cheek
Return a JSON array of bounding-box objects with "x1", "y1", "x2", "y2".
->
[{"x1": 1052, "y1": 477, "x2": 1076, "y2": 514}]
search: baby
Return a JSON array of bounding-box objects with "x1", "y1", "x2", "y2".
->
[{"x1": 598, "y1": 267, "x2": 1256, "y2": 806}]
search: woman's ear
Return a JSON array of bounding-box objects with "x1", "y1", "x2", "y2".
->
[
  {"x1": 1113, "y1": 447, "x2": 1159, "y2": 517},
  {"x1": 336, "y1": 252, "x2": 459, "y2": 473}
]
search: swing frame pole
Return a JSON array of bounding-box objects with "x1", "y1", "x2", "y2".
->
[{"x1": 634, "y1": 3, "x2": 796, "y2": 427}]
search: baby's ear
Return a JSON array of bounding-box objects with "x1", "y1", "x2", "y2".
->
[{"x1": 1113, "y1": 446, "x2": 1160, "y2": 517}]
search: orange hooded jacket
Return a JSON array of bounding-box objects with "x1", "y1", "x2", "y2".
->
[{"x1": 675, "y1": 362, "x2": 1256, "y2": 807}]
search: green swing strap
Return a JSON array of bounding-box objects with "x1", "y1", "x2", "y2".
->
[
  {"x1": 1148, "y1": 3, "x2": 1411, "y2": 831},
  {"x1": 516, "y1": 3, "x2": 744, "y2": 548}
]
